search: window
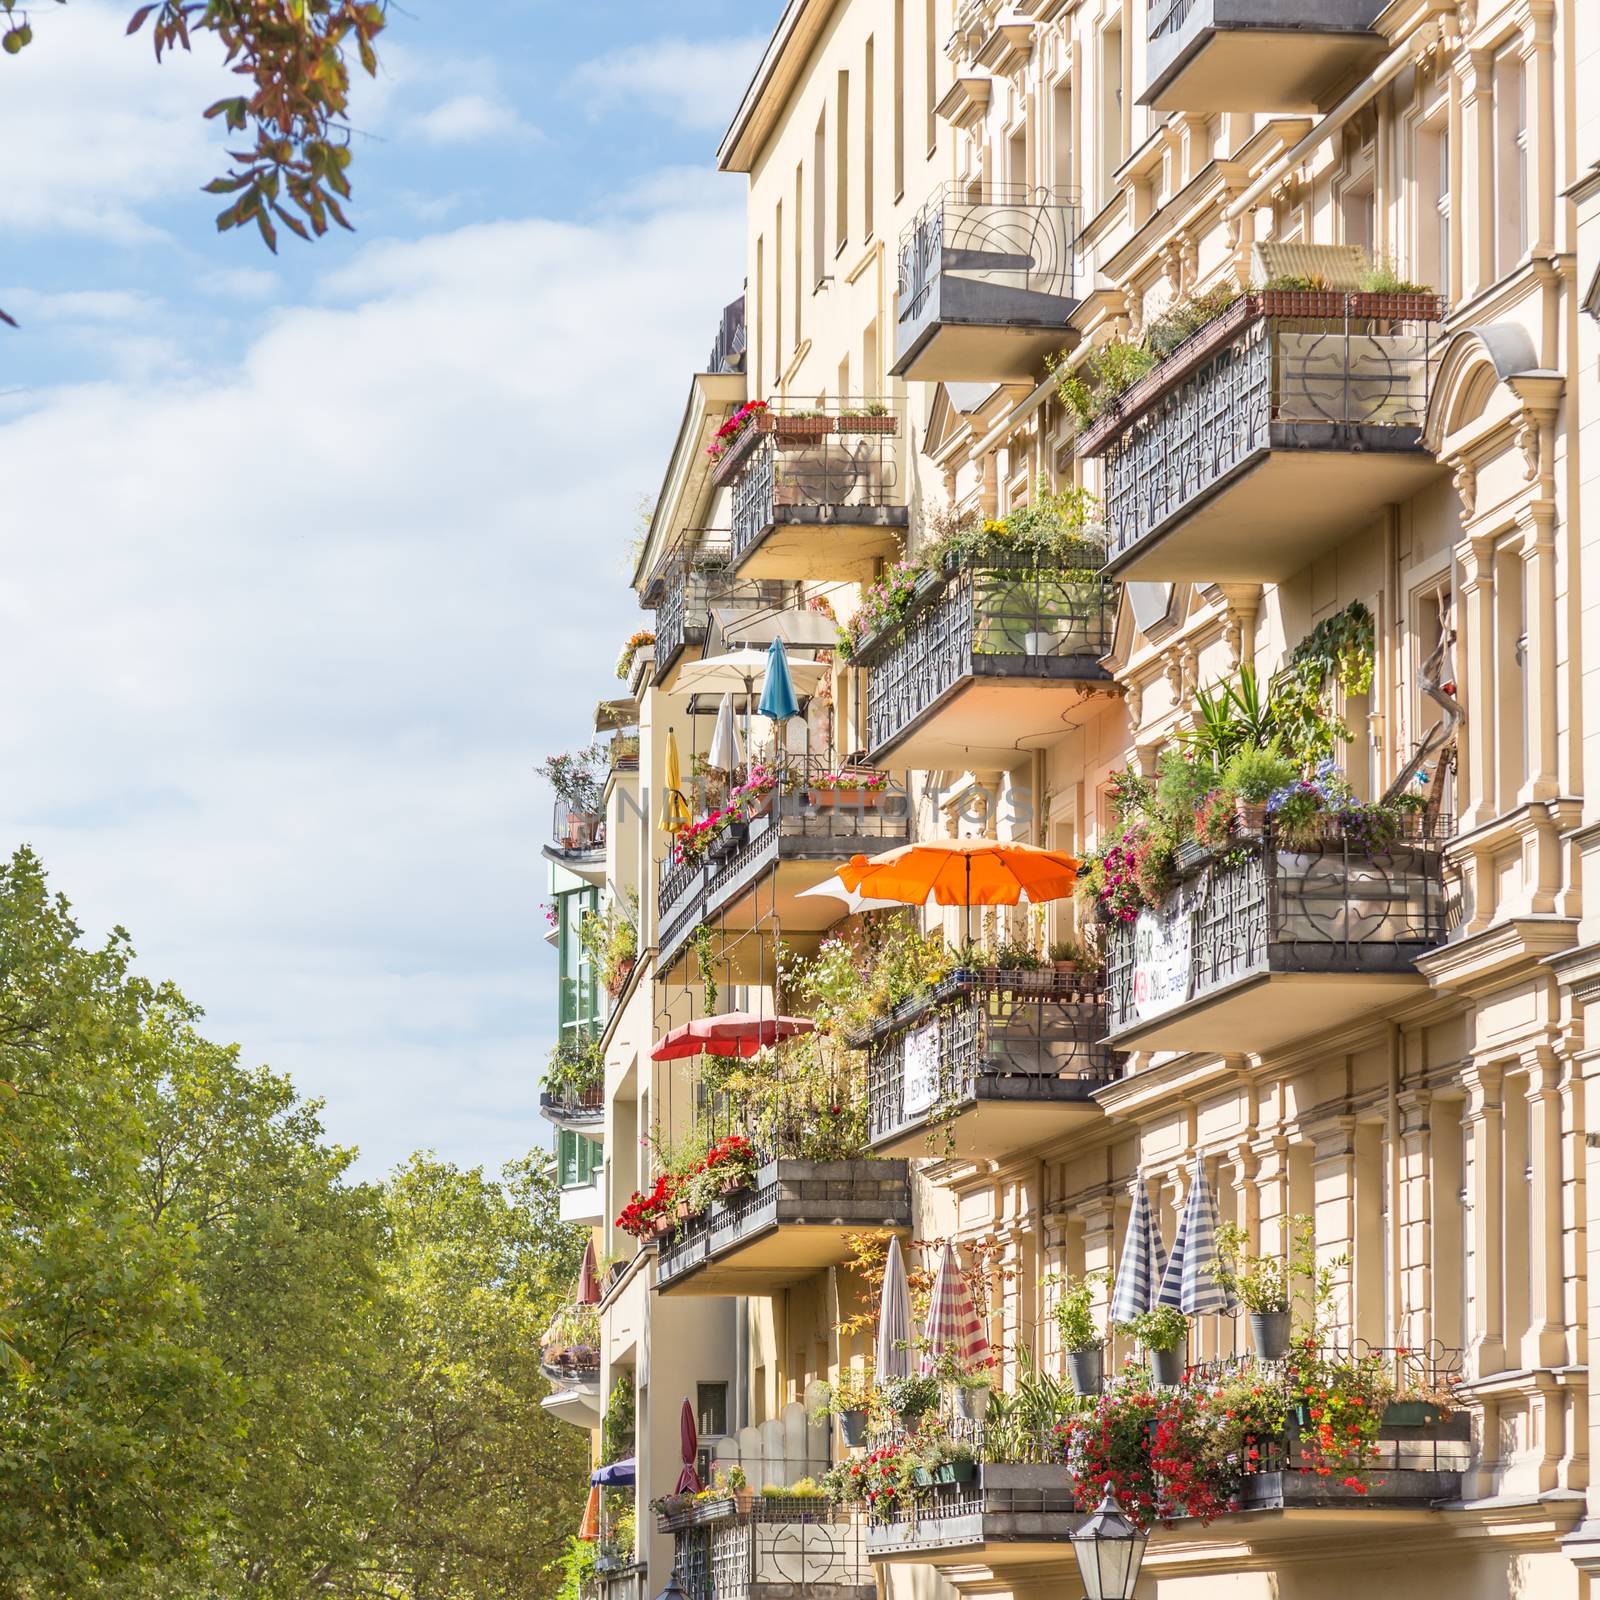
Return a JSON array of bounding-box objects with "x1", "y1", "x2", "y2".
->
[
  {"x1": 813, "y1": 114, "x2": 826, "y2": 286},
  {"x1": 1341, "y1": 174, "x2": 1375, "y2": 257},
  {"x1": 864, "y1": 38, "x2": 875, "y2": 238},
  {"x1": 1052, "y1": 79, "x2": 1073, "y2": 195},
  {"x1": 557, "y1": 886, "x2": 599, "y2": 1042},
  {"x1": 925, "y1": 0, "x2": 938, "y2": 153},
  {"x1": 794, "y1": 164, "x2": 804, "y2": 346},
  {"x1": 1099, "y1": 24, "x2": 1123, "y2": 200},
  {"x1": 894, "y1": 0, "x2": 905, "y2": 197},
  {"x1": 755, "y1": 233, "x2": 764, "y2": 391},
  {"x1": 1008, "y1": 129, "x2": 1027, "y2": 195},
  {"x1": 774, "y1": 199, "x2": 784, "y2": 373},
  {"x1": 1493, "y1": 47, "x2": 1528, "y2": 277},
  {"x1": 697, "y1": 1381, "x2": 729, "y2": 1438},
  {"x1": 558, "y1": 1129, "x2": 601, "y2": 1190},
  {"x1": 836, "y1": 69, "x2": 850, "y2": 254},
  {"x1": 1419, "y1": 120, "x2": 1451, "y2": 301}
]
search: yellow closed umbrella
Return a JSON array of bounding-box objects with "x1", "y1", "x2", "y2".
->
[{"x1": 660, "y1": 729, "x2": 692, "y2": 835}]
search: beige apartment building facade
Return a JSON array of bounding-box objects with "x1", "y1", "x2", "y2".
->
[{"x1": 537, "y1": 2, "x2": 1600, "y2": 1597}]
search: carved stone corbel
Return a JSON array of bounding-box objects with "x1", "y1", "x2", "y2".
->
[
  {"x1": 1516, "y1": 411, "x2": 1540, "y2": 481},
  {"x1": 1451, "y1": 456, "x2": 1478, "y2": 520}
]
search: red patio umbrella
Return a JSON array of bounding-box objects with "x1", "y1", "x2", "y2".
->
[
  {"x1": 576, "y1": 1238, "x2": 600, "y2": 1307},
  {"x1": 676, "y1": 1397, "x2": 701, "y2": 1494},
  {"x1": 650, "y1": 1010, "x2": 815, "y2": 1061}
]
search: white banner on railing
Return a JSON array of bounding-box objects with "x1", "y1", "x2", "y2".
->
[
  {"x1": 902, "y1": 1022, "x2": 941, "y2": 1116},
  {"x1": 1129, "y1": 908, "x2": 1191, "y2": 1021}
]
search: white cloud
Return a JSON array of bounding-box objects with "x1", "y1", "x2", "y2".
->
[
  {"x1": 0, "y1": 181, "x2": 744, "y2": 1178},
  {"x1": 199, "y1": 267, "x2": 282, "y2": 301},
  {"x1": 571, "y1": 36, "x2": 767, "y2": 132},
  {"x1": 414, "y1": 91, "x2": 539, "y2": 146}
]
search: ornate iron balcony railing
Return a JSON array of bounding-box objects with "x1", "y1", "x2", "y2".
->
[
  {"x1": 726, "y1": 406, "x2": 906, "y2": 572},
  {"x1": 863, "y1": 971, "x2": 1118, "y2": 1148},
  {"x1": 552, "y1": 800, "x2": 604, "y2": 857},
  {"x1": 860, "y1": 554, "x2": 1114, "y2": 758},
  {"x1": 1082, "y1": 292, "x2": 1443, "y2": 570},
  {"x1": 1105, "y1": 815, "x2": 1455, "y2": 1037},
  {"x1": 673, "y1": 1504, "x2": 872, "y2": 1600},
  {"x1": 895, "y1": 183, "x2": 1080, "y2": 373},
  {"x1": 650, "y1": 530, "x2": 788, "y2": 683}
]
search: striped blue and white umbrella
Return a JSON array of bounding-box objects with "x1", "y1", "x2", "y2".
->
[
  {"x1": 1157, "y1": 1158, "x2": 1233, "y2": 1315},
  {"x1": 1110, "y1": 1177, "x2": 1168, "y2": 1325}
]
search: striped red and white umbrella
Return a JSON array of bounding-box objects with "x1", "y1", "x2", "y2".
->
[{"x1": 919, "y1": 1240, "x2": 990, "y2": 1375}]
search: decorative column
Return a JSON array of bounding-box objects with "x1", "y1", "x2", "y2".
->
[
  {"x1": 1524, "y1": 1044, "x2": 1570, "y2": 1368},
  {"x1": 1456, "y1": 527, "x2": 1498, "y2": 834},
  {"x1": 1461, "y1": 1063, "x2": 1507, "y2": 1377},
  {"x1": 1396, "y1": 1087, "x2": 1435, "y2": 1351}
]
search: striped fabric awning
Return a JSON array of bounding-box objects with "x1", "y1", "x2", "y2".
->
[
  {"x1": 919, "y1": 1240, "x2": 990, "y2": 1375},
  {"x1": 1157, "y1": 1158, "x2": 1233, "y2": 1316},
  {"x1": 1110, "y1": 1178, "x2": 1169, "y2": 1325}
]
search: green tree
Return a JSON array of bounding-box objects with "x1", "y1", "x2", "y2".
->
[{"x1": 0, "y1": 848, "x2": 590, "y2": 1599}]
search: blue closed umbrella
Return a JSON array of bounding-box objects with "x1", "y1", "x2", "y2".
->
[{"x1": 757, "y1": 637, "x2": 800, "y2": 725}]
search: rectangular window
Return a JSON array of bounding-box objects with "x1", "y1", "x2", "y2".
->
[
  {"x1": 755, "y1": 234, "x2": 764, "y2": 394},
  {"x1": 1052, "y1": 79, "x2": 1073, "y2": 194},
  {"x1": 1493, "y1": 48, "x2": 1528, "y2": 277},
  {"x1": 1099, "y1": 25, "x2": 1123, "y2": 200},
  {"x1": 925, "y1": 0, "x2": 938, "y2": 153},
  {"x1": 813, "y1": 114, "x2": 826, "y2": 286},
  {"x1": 558, "y1": 1129, "x2": 601, "y2": 1190},
  {"x1": 894, "y1": 0, "x2": 905, "y2": 197},
  {"x1": 1420, "y1": 121, "x2": 1450, "y2": 302},
  {"x1": 557, "y1": 886, "x2": 599, "y2": 1040},
  {"x1": 864, "y1": 37, "x2": 875, "y2": 238},
  {"x1": 794, "y1": 164, "x2": 803, "y2": 347},
  {"x1": 774, "y1": 198, "x2": 784, "y2": 373},
  {"x1": 836, "y1": 69, "x2": 850, "y2": 254},
  {"x1": 1008, "y1": 129, "x2": 1027, "y2": 195},
  {"x1": 697, "y1": 1381, "x2": 729, "y2": 1438}
]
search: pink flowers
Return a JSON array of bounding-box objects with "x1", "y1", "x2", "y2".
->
[{"x1": 704, "y1": 399, "x2": 768, "y2": 463}]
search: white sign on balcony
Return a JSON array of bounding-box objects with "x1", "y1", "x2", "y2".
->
[
  {"x1": 902, "y1": 1021, "x2": 941, "y2": 1116},
  {"x1": 1129, "y1": 908, "x2": 1191, "y2": 1021}
]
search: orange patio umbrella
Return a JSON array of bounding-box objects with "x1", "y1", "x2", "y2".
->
[{"x1": 836, "y1": 837, "x2": 1079, "y2": 943}]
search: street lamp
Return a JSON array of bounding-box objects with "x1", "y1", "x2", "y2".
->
[
  {"x1": 652, "y1": 1568, "x2": 692, "y2": 1600},
  {"x1": 1069, "y1": 1482, "x2": 1148, "y2": 1600}
]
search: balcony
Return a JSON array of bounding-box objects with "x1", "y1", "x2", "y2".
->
[
  {"x1": 540, "y1": 1310, "x2": 601, "y2": 1427},
  {"x1": 860, "y1": 970, "x2": 1117, "y2": 1159},
  {"x1": 1105, "y1": 817, "x2": 1454, "y2": 1055},
  {"x1": 867, "y1": 1464, "x2": 1083, "y2": 1565},
  {"x1": 1081, "y1": 291, "x2": 1444, "y2": 584},
  {"x1": 646, "y1": 530, "x2": 788, "y2": 686},
  {"x1": 669, "y1": 1500, "x2": 872, "y2": 1600},
  {"x1": 654, "y1": 1158, "x2": 911, "y2": 1296},
  {"x1": 719, "y1": 406, "x2": 908, "y2": 581},
  {"x1": 858, "y1": 554, "x2": 1114, "y2": 769},
  {"x1": 1143, "y1": 0, "x2": 1388, "y2": 114},
  {"x1": 538, "y1": 1085, "x2": 605, "y2": 1132},
  {"x1": 893, "y1": 184, "x2": 1081, "y2": 382},
  {"x1": 657, "y1": 774, "x2": 911, "y2": 978},
  {"x1": 586, "y1": 1564, "x2": 648, "y2": 1600}
]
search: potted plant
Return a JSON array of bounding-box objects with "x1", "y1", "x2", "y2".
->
[
  {"x1": 724, "y1": 1465, "x2": 753, "y2": 1513},
  {"x1": 813, "y1": 1369, "x2": 878, "y2": 1448},
  {"x1": 810, "y1": 770, "x2": 887, "y2": 809},
  {"x1": 884, "y1": 1372, "x2": 940, "y2": 1426},
  {"x1": 1219, "y1": 742, "x2": 1297, "y2": 836},
  {"x1": 1117, "y1": 1305, "x2": 1189, "y2": 1387},
  {"x1": 837, "y1": 401, "x2": 894, "y2": 435},
  {"x1": 1050, "y1": 1270, "x2": 1109, "y2": 1396},
  {"x1": 773, "y1": 407, "x2": 832, "y2": 445},
  {"x1": 1208, "y1": 1220, "x2": 1299, "y2": 1360},
  {"x1": 930, "y1": 1349, "x2": 993, "y2": 1422}
]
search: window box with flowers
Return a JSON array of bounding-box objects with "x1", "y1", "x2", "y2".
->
[{"x1": 807, "y1": 771, "x2": 890, "y2": 809}]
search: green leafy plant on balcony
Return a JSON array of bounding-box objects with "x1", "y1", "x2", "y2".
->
[
  {"x1": 540, "y1": 742, "x2": 608, "y2": 816},
  {"x1": 579, "y1": 890, "x2": 639, "y2": 999},
  {"x1": 545, "y1": 1033, "x2": 604, "y2": 1100}
]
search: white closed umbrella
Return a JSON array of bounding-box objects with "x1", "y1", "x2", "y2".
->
[
  {"x1": 875, "y1": 1234, "x2": 912, "y2": 1385},
  {"x1": 797, "y1": 874, "x2": 906, "y2": 915},
  {"x1": 707, "y1": 692, "x2": 744, "y2": 774}
]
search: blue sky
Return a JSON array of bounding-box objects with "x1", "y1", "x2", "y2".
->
[{"x1": 0, "y1": 1, "x2": 777, "y2": 1177}]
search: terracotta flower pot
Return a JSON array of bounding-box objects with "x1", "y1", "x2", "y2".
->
[{"x1": 814, "y1": 788, "x2": 879, "y2": 808}]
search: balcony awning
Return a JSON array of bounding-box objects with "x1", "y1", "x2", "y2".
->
[
  {"x1": 650, "y1": 1010, "x2": 815, "y2": 1061},
  {"x1": 594, "y1": 698, "x2": 638, "y2": 731},
  {"x1": 710, "y1": 603, "x2": 837, "y2": 651}
]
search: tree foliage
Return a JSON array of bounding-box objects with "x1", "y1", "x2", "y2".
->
[
  {"x1": 0, "y1": 848, "x2": 588, "y2": 1600},
  {"x1": 0, "y1": 0, "x2": 386, "y2": 265}
]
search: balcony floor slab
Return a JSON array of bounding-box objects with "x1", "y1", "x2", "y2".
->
[
  {"x1": 1143, "y1": 27, "x2": 1386, "y2": 114},
  {"x1": 869, "y1": 1090, "x2": 1106, "y2": 1161},
  {"x1": 1105, "y1": 966, "x2": 1430, "y2": 1055},
  {"x1": 869, "y1": 671, "x2": 1110, "y2": 771},
  {"x1": 1104, "y1": 441, "x2": 1440, "y2": 584},
  {"x1": 893, "y1": 321, "x2": 1074, "y2": 384},
  {"x1": 733, "y1": 508, "x2": 906, "y2": 581},
  {"x1": 654, "y1": 1220, "x2": 890, "y2": 1296}
]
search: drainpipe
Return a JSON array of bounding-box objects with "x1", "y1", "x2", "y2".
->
[{"x1": 1222, "y1": 18, "x2": 1441, "y2": 231}]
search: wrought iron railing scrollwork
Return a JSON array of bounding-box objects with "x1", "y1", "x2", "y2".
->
[
  {"x1": 864, "y1": 557, "x2": 1114, "y2": 755},
  {"x1": 1106, "y1": 816, "x2": 1456, "y2": 1034},
  {"x1": 1101, "y1": 296, "x2": 1441, "y2": 566},
  {"x1": 897, "y1": 183, "x2": 1081, "y2": 337}
]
